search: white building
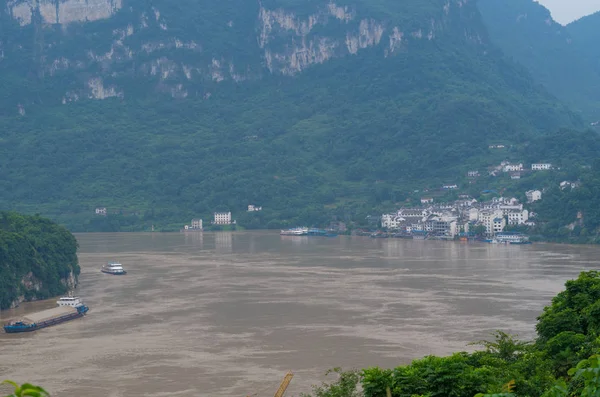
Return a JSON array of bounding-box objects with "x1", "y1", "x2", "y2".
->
[
  {"x1": 248, "y1": 205, "x2": 262, "y2": 212},
  {"x1": 507, "y1": 210, "x2": 529, "y2": 225},
  {"x1": 478, "y1": 209, "x2": 505, "y2": 236},
  {"x1": 381, "y1": 214, "x2": 398, "y2": 229},
  {"x1": 526, "y1": 190, "x2": 542, "y2": 203},
  {"x1": 421, "y1": 197, "x2": 434, "y2": 204},
  {"x1": 426, "y1": 216, "x2": 458, "y2": 238},
  {"x1": 468, "y1": 207, "x2": 479, "y2": 222},
  {"x1": 503, "y1": 163, "x2": 523, "y2": 172},
  {"x1": 493, "y1": 217, "x2": 506, "y2": 234},
  {"x1": 560, "y1": 181, "x2": 579, "y2": 190},
  {"x1": 191, "y1": 219, "x2": 203, "y2": 229},
  {"x1": 443, "y1": 184, "x2": 458, "y2": 190},
  {"x1": 95, "y1": 207, "x2": 107, "y2": 216},
  {"x1": 531, "y1": 163, "x2": 552, "y2": 171},
  {"x1": 467, "y1": 171, "x2": 479, "y2": 177},
  {"x1": 213, "y1": 212, "x2": 232, "y2": 225}
]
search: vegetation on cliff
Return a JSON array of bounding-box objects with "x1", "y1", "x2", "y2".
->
[
  {"x1": 0, "y1": 0, "x2": 586, "y2": 231},
  {"x1": 0, "y1": 212, "x2": 80, "y2": 310}
]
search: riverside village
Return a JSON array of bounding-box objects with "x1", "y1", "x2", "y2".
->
[{"x1": 370, "y1": 160, "x2": 578, "y2": 244}]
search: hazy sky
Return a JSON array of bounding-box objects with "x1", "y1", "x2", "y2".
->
[{"x1": 536, "y1": 0, "x2": 600, "y2": 24}]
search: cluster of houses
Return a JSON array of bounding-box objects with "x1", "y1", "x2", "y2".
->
[
  {"x1": 481, "y1": 161, "x2": 553, "y2": 179},
  {"x1": 381, "y1": 195, "x2": 540, "y2": 239}
]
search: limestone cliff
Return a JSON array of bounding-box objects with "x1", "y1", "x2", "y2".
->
[{"x1": 1, "y1": 0, "x2": 488, "y2": 107}]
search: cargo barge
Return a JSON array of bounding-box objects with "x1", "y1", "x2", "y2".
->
[{"x1": 3, "y1": 296, "x2": 89, "y2": 333}]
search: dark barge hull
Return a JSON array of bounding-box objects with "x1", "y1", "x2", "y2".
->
[
  {"x1": 101, "y1": 269, "x2": 127, "y2": 275},
  {"x1": 4, "y1": 306, "x2": 89, "y2": 333}
]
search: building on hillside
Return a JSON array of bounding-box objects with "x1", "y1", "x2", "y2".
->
[
  {"x1": 425, "y1": 216, "x2": 458, "y2": 238},
  {"x1": 531, "y1": 163, "x2": 552, "y2": 171},
  {"x1": 507, "y1": 210, "x2": 529, "y2": 225},
  {"x1": 213, "y1": 212, "x2": 233, "y2": 225},
  {"x1": 478, "y1": 209, "x2": 504, "y2": 236},
  {"x1": 560, "y1": 181, "x2": 580, "y2": 190},
  {"x1": 526, "y1": 190, "x2": 542, "y2": 203},
  {"x1": 247, "y1": 205, "x2": 262, "y2": 212},
  {"x1": 493, "y1": 217, "x2": 506, "y2": 234},
  {"x1": 183, "y1": 219, "x2": 203, "y2": 231},
  {"x1": 467, "y1": 171, "x2": 479, "y2": 177},
  {"x1": 420, "y1": 197, "x2": 434, "y2": 204},
  {"x1": 95, "y1": 207, "x2": 107, "y2": 216},
  {"x1": 443, "y1": 184, "x2": 458, "y2": 190},
  {"x1": 503, "y1": 163, "x2": 523, "y2": 172},
  {"x1": 510, "y1": 172, "x2": 521, "y2": 180}
]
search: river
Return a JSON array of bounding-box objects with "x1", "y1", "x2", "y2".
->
[{"x1": 1, "y1": 232, "x2": 598, "y2": 397}]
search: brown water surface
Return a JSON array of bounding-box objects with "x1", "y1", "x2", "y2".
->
[{"x1": 1, "y1": 232, "x2": 598, "y2": 396}]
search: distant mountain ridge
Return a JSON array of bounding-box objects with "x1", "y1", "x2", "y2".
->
[
  {"x1": 0, "y1": 0, "x2": 585, "y2": 230},
  {"x1": 477, "y1": 0, "x2": 600, "y2": 120}
]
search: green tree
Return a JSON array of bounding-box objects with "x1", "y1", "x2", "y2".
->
[{"x1": 1, "y1": 380, "x2": 48, "y2": 397}]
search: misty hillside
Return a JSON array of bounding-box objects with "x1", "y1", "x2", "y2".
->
[{"x1": 0, "y1": 0, "x2": 584, "y2": 230}]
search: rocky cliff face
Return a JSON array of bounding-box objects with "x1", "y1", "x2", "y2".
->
[
  {"x1": 8, "y1": 0, "x2": 122, "y2": 25},
  {"x1": 9, "y1": 270, "x2": 78, "y2": 308},
  {"x1": 1, "y1": 0, "x2": 488, "y2": 108}
]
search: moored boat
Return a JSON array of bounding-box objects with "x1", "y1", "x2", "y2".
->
[
  {"x1": 101, "y1": 262, "x2": 127, "y2": 275},
  {"x1": 280, "y1": 227, "x2": 309, "y2": 236}
]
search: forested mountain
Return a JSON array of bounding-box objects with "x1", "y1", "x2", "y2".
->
[
  {"x1": 478, "y1": 0, "x2": 600, "y2": 120},
  {"x1": 0, "y1": 0, "x2": 585, "y2": 230},
  {"x1": 568, "y1": 12, "x2": 600, "y2": 81},
  {"x1": 0, "y1": 212, "x2": 80, "y2": 309}
]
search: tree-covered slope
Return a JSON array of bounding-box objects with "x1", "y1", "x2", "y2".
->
[
  {"x1": 0, "y1": 212, "x2": 80, "y2": 310},
  {"x1": 568, "y1": 12, "x2": 600, "y2": 81},
  {"x1": 477, "y1": 0, "x2": 600, "y2": 121},
  {"x1": 0, "y1": 0, "x2": 584, "y2": 230}
]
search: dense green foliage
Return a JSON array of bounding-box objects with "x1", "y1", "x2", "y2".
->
[
  {"x1": 0, "y1": 212, "x2": 80, "y2": 310},
  {"x1": 531, "y1": 160, "x2": 600, "y2": 243},
  {"x1": 0, "y1": 0, "x2": 587, "y2": 231},
  {"x1": 477, "y1": 0, "x2": 600, "y2": 121},
  {"x1": 0, "y1": 380, "x2": 48, "y2": 397},
  {"x1": 300, "y1": 271, "x2": 600, "y2": 397}
]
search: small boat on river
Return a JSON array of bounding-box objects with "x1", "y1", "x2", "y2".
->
[{"x1": 101, "y1": 262, "x2": 127, "y2": 275}]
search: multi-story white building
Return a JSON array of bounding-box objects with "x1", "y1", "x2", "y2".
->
[
  {"x1": 213, "y1": 212, "x2": 232, "y2": 225},
  {"x1": 381, "y1": 214, "x2": 400, "y2": 229},
  {"x1": 507, "y1": 210, "x2": 529, "y2": 225},
  {"x1": 191, "y1": 219, "x2": 203, "y2": 229},
  {"x1": 531, "y1": 163, "x2": 552, "y2": 171},
  {"x1": 478, "y1": 209, "x2": 505, "y2": 236},
  {"x1": 526, "y1": 190, "x2": 542, "y2": 203},
  {"x1": 503, "y1": 163, "x2": 523, "y2": 172},
  {"x1": 493, "y1": 217, "x2": 506, "y2": 234}
]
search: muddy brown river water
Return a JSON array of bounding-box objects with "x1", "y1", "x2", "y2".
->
[{"x1": 1, "y1": 232, "x2": 599, "y2": 396}]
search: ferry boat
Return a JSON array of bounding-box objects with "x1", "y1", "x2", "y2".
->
[
  {"x1": 101, "y1": 262, "x2": 127, "y2": 275},
  {"x1": 4, "y1": 295, "x2": 89, "y2": 333},
  {"x1": 57, "y1": 295, "x2": 85, "y2": 307},
  {"x1": 280, "y1": 227, "x2": 309, "y2": 236},
  {"x1": 489, "y1": 232, "x2": 532, "y2": 245}
]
